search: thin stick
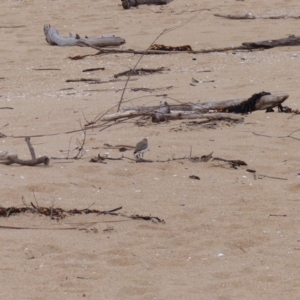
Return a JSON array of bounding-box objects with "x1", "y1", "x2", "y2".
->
[
  {"x1": 258, "y1": 174, "x2": 287, "y2": 180},
  {"x1": 25, "y1": 137, "x2": 36, "y2": 159}
]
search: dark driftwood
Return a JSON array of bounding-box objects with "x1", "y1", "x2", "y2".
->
[
  {"x1": 44, "y1": 25, "x2": 126, "y2": 48},
  {"x1": 242, "y1": 35, "x2": 300, "y2": 49},
  {"x1": 66, "y1": 78, "x2": 101, "y2": 83},
  {"x1": 121, "y1": 0, "x2": 173, "y2": 9},
  {"x1": 5, "y1": 156, "x2": 50, "y2": 166}
]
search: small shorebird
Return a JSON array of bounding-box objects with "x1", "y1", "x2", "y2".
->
[{"x1": 134, "y1": 138, "x2": 149, "y2": 159}]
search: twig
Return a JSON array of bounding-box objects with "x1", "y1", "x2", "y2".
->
[
  {"x1": 253, "y1": 128, "x2": 300, "y2": 141},
  {"x1": 66, "y1": 78, "x2": 101, "y2": 83},
  {"x1": 269, "y1": 214, "x2": 287, "y2": 217},
  {"x1": 235, "y1": 244, "x2": 246, "y2": 253},
  {"x1": 0, "y1": 225, "x2": 77, "y2": 230},
  {"x1": 73, "y1": 122, "x2": 87, "y2": 159},
  {"x1": 82, "y1": 67, "x2": 105, "y2": 72},
  {"x1": 33, "y1": 68, "x2": 61, "y2": 71},
  {"x1": 258, "y1": 174, "x2": 287, "y2": 180},
  {"x1": 93, "y1": 46, "x2": 250, "y2": 56}
]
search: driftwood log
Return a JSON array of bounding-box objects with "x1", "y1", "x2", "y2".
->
[
  {"x1": 242, "y1": 35, "x2": 300, "y2": 49},
  {"x1": 2, "y1": 137, "x2": 50, "y2": 166},
  {"x1": 121, "y1": 0, "x2": 173, "y2": 9},
  {"x1": 5, "y1": 156, "x2": 50, "y2": 166},
  {"x1": 102, "y1": 92, "x2": 288, "y2": 122},
  {"x1": 44, "y1": 25, "x2": 126, "y2": 48},
  {"x1": 126, "y1": 92, "x2": 288, "y2": 113},
  {"x1": 101, "y1": 111, "x2": 244, "y2": 122}
]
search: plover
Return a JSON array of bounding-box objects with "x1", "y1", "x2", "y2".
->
[{"x1": 134, "y1": 138, "x2": 149, "y2": 159}]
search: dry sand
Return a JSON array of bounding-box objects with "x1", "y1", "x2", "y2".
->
[{"x1": 1, "y1": 0, "x2": 300, "y2": 299}]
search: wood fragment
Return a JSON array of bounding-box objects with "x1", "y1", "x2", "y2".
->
[
  {"x1": 213, "y1": 157, "x2": 247, "y2": 169},
  {"x1": 5, "y1": 156, "x2": 50, "y2": 166},
  {"x1": 2, "y1": 137, "x2": 50, "y2": 166},
  {"x1": 269, "y1": 214, "x2": 287, "y2": 217},
  {"x1": 93, "y1": 47, "x2": 245, "y2": 55},
  {"x1": 121, "y1": 0, "x2": 173, "y2": 9},
  {"x1": 66, "y1": 78, "x2": 101, "y2": 83},
  {"x1": 82, "y1": 67, "x2": 105, "y2": 72},
  {"x1": 114, "y1": 67, "x2": 169, "y2": 78}
]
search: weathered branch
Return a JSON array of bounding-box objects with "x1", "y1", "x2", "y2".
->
[
  {"x1": 242, "y1": 35, "x2": 300, "y2": 49},
  {"x1": 2, "y1": 137, "x2": 50, "y2": 166},
  {"x1": 214, "y1": 13, "x2": 300, "y2": 20},
  {"x1": 5, "y1": 156, "x2": 50, "y2": 166},
  {"x1": 101, "y1": 111, "x2": 244, "y2": 122},
  {"x1": 122, "y1": 92, "x2": 289, "y2": 114},
  {"x1": 93, "y1": 47, "x2": 247, "y2": 55},
  {"x1": 44, "y1": 25, "x2": 126, "y2": 48},
  {"x1": 121, "y1": 0, "x2": 173, "y2": 9}
]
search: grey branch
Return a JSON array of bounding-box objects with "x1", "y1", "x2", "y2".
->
[
  {"x1": 44, "y1": 25, "x2": 126, "y2": 48},
  {"x1": 5, "y1": 156, "x2": 50, "y2": 166}
]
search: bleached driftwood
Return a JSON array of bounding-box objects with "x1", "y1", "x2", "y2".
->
[
  {"x1": 101, "y1": 92, "x2": 288, "y2": 122},
  {"x1": 121, "y1": 0, "x2": 173, "y2": 9},
  {"x1": 44, "y1": 25, "x2": 126, "y2": 48},
  {"x1": 101, "y1": 111, "x2": 244, "y2": 122},
  {"x1": 122, "y1": 92, "x2": 289, "y2": 113}
]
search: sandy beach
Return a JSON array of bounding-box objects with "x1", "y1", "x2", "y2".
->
[{"x1": 1, "y1": 0, "x2": 300, "y2": 299}]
